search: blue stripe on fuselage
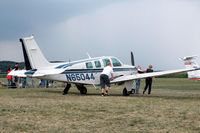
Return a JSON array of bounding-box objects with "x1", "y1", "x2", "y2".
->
[
  {"x1": 62, "y1": 67, "x2": 137, "y2": 74},
  {"x1": 25, "y1": 70, "x2": 36, "y2": 75},
  {"x1": 114, "y1": 68, "x2": 137, "y2": 72},
  {"x1": 62, "y1": 69, "x2": 102, "y2": 74},
  {"x1": 56, "y1": 60, "x2": 90, "y2": 69},
  {"x1": 56, "y1": 63, "x2": 73, "y2": 69}
]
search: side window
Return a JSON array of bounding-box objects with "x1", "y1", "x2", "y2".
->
[
  {"x1": 111, "y1": 58, "x2": 122, "y2": 67},
  {"x1": 102, "y1": 58, "x2": 111, "y2": 67},
  {"x1": 86, "y1": 62, "x2": 93, "y2": 69},
  {"x1": 94, "y1": 60, "x2": 101, "y2": 68}
]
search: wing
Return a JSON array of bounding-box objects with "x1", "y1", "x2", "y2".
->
[{"x1": 111, "y1": 67, "x2": 199, "y2": 83}]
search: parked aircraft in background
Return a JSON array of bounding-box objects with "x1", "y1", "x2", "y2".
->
[
  {"x1": 180, "y1": 55, "x2": 200, "y2": 80},
  {"x1": 9, "y1": 35, "x2": 200, "y2": 96}
]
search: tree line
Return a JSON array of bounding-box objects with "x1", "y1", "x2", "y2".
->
[{"x1": 0, "y1": 61, "x2": 25, "y2": 73}]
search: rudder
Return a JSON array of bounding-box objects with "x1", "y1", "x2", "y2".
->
[{"x1": 20, "y1": 35, "x2": 51, "y2": 69}]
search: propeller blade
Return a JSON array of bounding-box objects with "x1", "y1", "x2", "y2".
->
[{"x1": 131, "y1": 51, "x2": 135, "y2": 66}]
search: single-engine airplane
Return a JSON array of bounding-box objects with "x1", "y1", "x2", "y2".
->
[{"x1": 9, "y1": 35, "x2": 200, "y2": 95}]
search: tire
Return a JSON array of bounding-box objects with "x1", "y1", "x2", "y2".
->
[
  {"x1": 76, "y1": 84, "x2": 87, "y2": 95},
  {"x1": 132, "y1": 89, "x2": 135, "y2": 94},
  {"x1": 80, "y1": 87, "x2": 87, "y2": 94},
  {"x1": 123, "y1": 87, "x2": 130, "y2": 96},
  {"x1": 63, "y1": 84, "x2": 71, "y2": 94}
]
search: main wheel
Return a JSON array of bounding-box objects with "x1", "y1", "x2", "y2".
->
[
  {"x1": 80, "y1": 86, "x2": 87, "y2": 94},
  {"x1": 123, "y1": 87, "x2": 130, "y2": 96},
  {"x1": 131, "y1": 89, "x2": 135, "y2": 94},
  {"x1": 76, "y1": 84, "x2": 87, "y2": 95}
]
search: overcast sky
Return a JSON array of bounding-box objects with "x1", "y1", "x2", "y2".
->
[{"x1": 0, "y1": 0, "x2": 200, "y2": 69}]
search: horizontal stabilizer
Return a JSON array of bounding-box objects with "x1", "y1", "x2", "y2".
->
[
  {"x1": 179, "y1": 55, "x2": 198, "y2": 61},
  {"x1": 27, "y1": 69, "x2": 65, "y2": 77},
  {"x1": 9, "y1": 69, "x2": 65, "y2": 78},
  {"x1": 8, "y1": 70, "x2": 27, "y2": 77}
]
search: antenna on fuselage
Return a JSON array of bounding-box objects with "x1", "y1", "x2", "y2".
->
[{"x1": 87, "y1": 53, "x2": 91, "y2": 59}]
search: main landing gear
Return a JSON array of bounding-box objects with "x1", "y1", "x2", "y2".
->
[
  {"x1": 76, "y1": 84, "x2": 87, "y2": 94},
  {"x1": 63, "y1": 83, "x2": 71, "y2": 95},
  {"x1": 123, "y1": 87, "x2": 135, "y2": 96},
  {"x1": 122, "y1": 81, "x2": 135, "y2": 96},
  {"x1": 62, "y1": 84, "x2": 87, "y2": 95}
]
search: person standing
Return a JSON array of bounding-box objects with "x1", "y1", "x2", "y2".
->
[
  {"x1": 22, "y1": 66, "x2": 27, "y2": 88},
  {"x1": 7, "y1": 67, "x2": 13, "y2": 88},
  {"x1": 39, "y1": 80, "x2": 45, "y2": 88},
  {"x1": 100, "y1": 62, "x2": 114, "y2": 96},
  {"x1": 14, "y1": 63, "x2": 19, "y2": 70},
  {"x1": 134, "y1": 65, "x2": 144, "y2": 94},
  {"x1": 14, "y1": 63, "x2": 19, "y2": 87},
  {"x1": 143, "y1": 65, "x2": 153, "y2": 95}
]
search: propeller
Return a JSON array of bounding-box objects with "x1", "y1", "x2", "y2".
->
[{"x1": 131, "y1": 51, "x2": 135, "y2": 66}]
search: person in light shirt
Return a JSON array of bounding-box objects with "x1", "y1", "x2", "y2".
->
[
  {"x1": 100, "y1": 62, "x2": 114, "y2": 96},
  {"x1": 134, "y1": 65, "x2": 144, "y2": 94}
]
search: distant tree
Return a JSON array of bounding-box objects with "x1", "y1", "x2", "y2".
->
[
  {"x1": 0, "y1": 61, "x2": 25, "y2": 73},
  {"x1": 158, "y1": 72, "x2": 187, "y2": 78},
  {"x1": 0, "y1": 60, "x2": 61, "y2": 73}
]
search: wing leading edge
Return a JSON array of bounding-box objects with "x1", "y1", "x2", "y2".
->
[{"x1": 111, "y1": 67, "x2": 199, "y2": 83}]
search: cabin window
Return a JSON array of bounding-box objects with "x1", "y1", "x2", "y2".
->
[
  {"x1": 102, "y1": 58, "x2": 111, "y2": 67},
  {"x1": 86, "y1": 62, "x2": 93, "y2": 68},
  {"x1": 111, "y1": 58, "x2": 122, "y2": 67},
  {"x1": 94, "y1": 60, "x2": 101, "y2": 68}
]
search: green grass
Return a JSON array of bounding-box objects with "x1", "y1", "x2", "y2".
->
[{"x1": 0, "y1": 78, "x2": 200, "y2": 133}]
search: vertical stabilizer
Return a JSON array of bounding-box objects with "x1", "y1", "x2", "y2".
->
[
  {"x1": 20, "y1": 35, "x2": 51, "y2": 69},
  {"x1": 180, "y1": 55, "x2": 200, "y2": 79}
]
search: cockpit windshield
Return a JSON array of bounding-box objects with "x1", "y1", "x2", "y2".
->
[
  {"x1": 102, "y1": 58, "x2": 111, "y2": 67},
  {"x1": 111, "y1": 58, "x2": 122, "y2": 67}
]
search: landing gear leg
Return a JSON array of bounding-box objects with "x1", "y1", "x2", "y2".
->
[
  {"x1": 123, "y1": 81, "x2": 134, "y2": 96},
  {"x1": 63, "y1": 83, "x2": 71, "y2": 95},
  {"x1": 76, "y1": 84, "x2": 87, "y2": 95},
  {"x1": 131, "y1": 89, "x2": 135, "y2": 94},
  {"x1": 123, "y1": 87, "x2": 130, "y2": 96}
]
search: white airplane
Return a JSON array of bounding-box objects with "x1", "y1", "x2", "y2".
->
[
  {"x1": 180, "y1": 55, "x2": 200, "y2": 80},
  {"x1": 9, "y1": 35, "x2": 200, "y2": 96}
]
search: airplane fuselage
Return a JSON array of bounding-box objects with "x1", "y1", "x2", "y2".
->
[{"x1": 36, "y1": 56, "x2": 137, "y2": 85}]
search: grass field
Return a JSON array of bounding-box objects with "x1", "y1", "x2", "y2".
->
[{"x1": 0, "y1": 78, "x2": 200, "y2": 133}]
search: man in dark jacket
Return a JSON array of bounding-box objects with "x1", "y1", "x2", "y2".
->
[{"x1": 143, "y1": 65, "x2": 153, "y2": 95}]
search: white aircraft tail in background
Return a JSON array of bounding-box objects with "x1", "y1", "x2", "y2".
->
[{"x1": 180, "y1": 55, "x2": 200, "y2": 80}]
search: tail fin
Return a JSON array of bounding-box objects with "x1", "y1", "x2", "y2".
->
[
  {"x1": 179, "y1": 55, "x2": 200, "y2": 80},
  {"x1": 19, "y1": 35, "x2": 52, "y2": 69}
]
